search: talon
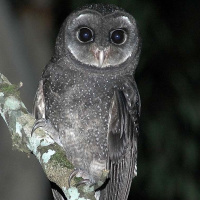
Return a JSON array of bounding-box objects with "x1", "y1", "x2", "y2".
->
[
  {"x1": 68, "y1": 169, "x2": 79, "y2": 187},
  {"x1": 75, "y1": 179, "x2": 90, "y2": 187},
  {"x1": 89, "y1": 182, "x2": 96, "y2": 188},
  {"x1": 31, "y1": 118, "x2": 46, "y2": 136},
  {"x1": 68, "y1": 169, "x2": 93, "y2": 188}
]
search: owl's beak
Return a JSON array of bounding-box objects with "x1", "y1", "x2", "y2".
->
[
  {"x1": 93, "y1": 47, "x2": 110, "y2": 67},
  {"x1": 98, "y1": 50, "x2": 105, "y2": 67},
  {"x1": 93, "y1": 48, "x2": 106, "y2": 67}
]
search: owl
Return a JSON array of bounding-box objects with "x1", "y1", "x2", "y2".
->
[{"x1": 32, "y1": 4, "x2": 141, "y2": 200}]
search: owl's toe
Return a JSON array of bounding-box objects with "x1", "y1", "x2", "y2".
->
[
  {"x1": 31, "y1": 118, "x2": 47, "y2": 136},
  {"x1": 68, "y1": 169, "x2": 94, "y2": 188}
]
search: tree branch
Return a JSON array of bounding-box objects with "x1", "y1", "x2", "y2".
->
[{"x1": 0, "y1": 73, "x2": 108, "y2": 200}]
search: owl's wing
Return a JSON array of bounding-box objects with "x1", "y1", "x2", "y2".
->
[
  {"x1": 102, "y1": 77, "x2": 140, "y2": 200},
  {"x1": 33, "y1": 62, "x2": 54, "y2": 120},
  {"x1": 33, "y1": 79, "x2": 45, "y2": 119},
  {"x1": 32, "y1": 67, "x2": 61, "y2": 142}
]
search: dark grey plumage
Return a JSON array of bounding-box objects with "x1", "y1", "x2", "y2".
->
[{"x1": 33, "y1": 4, "x2": 141, "y2": 200}]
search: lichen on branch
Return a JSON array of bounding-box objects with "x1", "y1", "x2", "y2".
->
[{"x1": 0, "y1": 73, "x2": 104, "y2": 200}]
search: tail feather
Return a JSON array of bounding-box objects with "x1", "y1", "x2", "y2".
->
[{"x1": 99, "y1": 145, "x2": 137, "y2": 200}]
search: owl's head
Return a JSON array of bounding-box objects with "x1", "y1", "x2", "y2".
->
[{"x1": 55, "y1": 4, "x2": 141, "y2": 72}]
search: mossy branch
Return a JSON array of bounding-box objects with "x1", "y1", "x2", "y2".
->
[{"x1": 0, "y1": 73, "x2": 108, "y2": 200}]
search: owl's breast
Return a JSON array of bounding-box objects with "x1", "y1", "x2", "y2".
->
[
  {"x1": 59, "y1": 76, "x2": 113, "y2": 156},
  {"x1": 44, "y1": 69, "x2": 121, "y2": 161}
]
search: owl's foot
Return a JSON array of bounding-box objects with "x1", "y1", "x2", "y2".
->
[
  {"x1": 68, "y1": 169, "x2": 93, "y2": 188},
  {"x1": 75, "y1": 179, "x2": 91, "y2": 187},
  {"x1": 31, "y1": 118, "x2": 58, "y2": 137},
  {"x1": 68, "y1": 169, "x2": 78, "y2": 187},
  {"x1": 31, "y1": 118, "x2": 47, "y2": 136}
]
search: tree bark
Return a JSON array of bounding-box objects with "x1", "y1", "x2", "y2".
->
[{"x1": 0, "y1": 73, "x2": 106, "y2": 200}]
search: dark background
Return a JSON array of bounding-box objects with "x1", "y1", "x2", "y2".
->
[{"x1": 0, "y1": 0, "x2": 199, "y2": 200}]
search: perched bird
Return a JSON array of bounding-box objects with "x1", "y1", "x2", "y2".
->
[{"x1": 32, "y1": 4, "x2": 141, "y2": 200}]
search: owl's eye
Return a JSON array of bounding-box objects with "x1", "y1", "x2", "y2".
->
[
  {"x1": 110, "y1": 29, "x2": 126, "y2": 45},
  {"x1": 78, "y1": 27, "x2": 94, "y2": 43}
]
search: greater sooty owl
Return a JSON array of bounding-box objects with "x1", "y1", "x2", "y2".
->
[{"x1": 33, "y1": 4, "x2": 141, "y2": 200}]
